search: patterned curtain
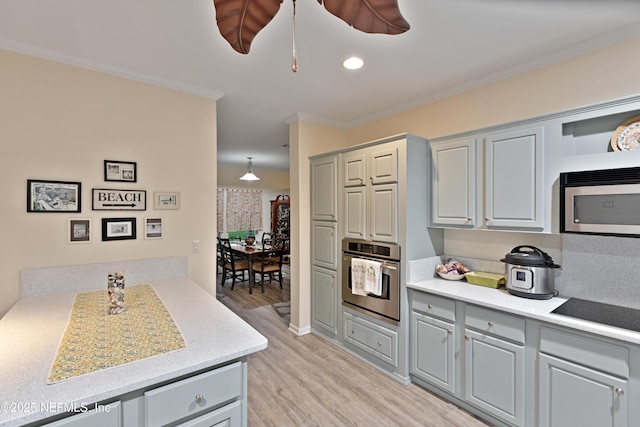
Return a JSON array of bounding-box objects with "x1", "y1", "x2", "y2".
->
[
  {"x1": 216, "y1": 188, "x2": 224, "y2": 231},
  {"x1": 220, "y1": 188, "x2": 262, "y2": 232}
]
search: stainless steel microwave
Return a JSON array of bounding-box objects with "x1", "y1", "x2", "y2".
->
[{"x1": 560, "y1": 166, "x2": 640, "y2": 237}]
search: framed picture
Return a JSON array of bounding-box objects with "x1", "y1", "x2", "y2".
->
[
  {"x1": 27, "y1": 179, "x2": 81, "y2": 213},
  {"x1": 154, "y1": 191, "x2": 180, "y2": 210},
  {"x1": 145, "y1": 217, "x2": 163, "y2": 239},
  {"x1": 68, "y1": 218, "x2": 91, "y2": 243},
  {"x1": 102, "y1": 217, "x2": 137, "y2": 241},
  {"x1": 92, "y1": 188, "x2": 146, "y2": 211},
  {"x1": 104, "y1": 160, "x2": 137, "y2": 182}
]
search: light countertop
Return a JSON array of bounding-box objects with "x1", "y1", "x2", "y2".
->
[
  {"x1": 0, "y1": 277, "x2": 268, "y2": 427},
  {"x1": 407, "y1": 277, "x2": 640, "y2": 346}
]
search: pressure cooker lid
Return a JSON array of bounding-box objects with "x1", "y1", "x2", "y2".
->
[{"x1": 501, "y1": 245, "x2": 560, "y2": 268}]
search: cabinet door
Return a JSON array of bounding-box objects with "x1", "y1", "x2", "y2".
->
[
  {"x1": 311, "y1": 266, "x2": 338, "y2": 337},
  {"x1": 411, "y1": 312, "x2": 455, "y2": 393},
  {"x1": 369, "y1": 183, "x2": 397, "y2": 243},
  {"x1": 311, "y1": 155, "x2": 338, "y2": 221},
  {"x1": 344, "y1": 186, "x2": 366, "y2": 239},
  {"x1": 311, "y1": 221, "x2": 337, "y2": 269},
  {"x1": 369, "y1": 147, "x2": 398, "y2": 185},
  {"x1": 464, "y1": 329, "x2": 524, "y2": 426},
  {"x1": 485, "y1": 126, "x2": 544, "y2": 230},
  {"x1": 538, "y1": 353, "x2": 627, "y2": 427},
  {"x1": 343, "y1": 151, "x2": 366, "y2": 187},
  {"x1": 431, "y1": 138, "x2": 476, "y2": 227}
]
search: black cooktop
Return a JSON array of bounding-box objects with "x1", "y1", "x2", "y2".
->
[{"x1": 552, "y1": 298, "x2": 640, "y2": 333}]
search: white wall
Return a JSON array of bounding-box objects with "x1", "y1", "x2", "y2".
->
[{"x1": 0, "y1": 50, "x2": 218, "y2": 318}]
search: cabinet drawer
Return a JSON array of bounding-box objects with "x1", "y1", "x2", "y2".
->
[
  {"x1": 540, "y1": 326, "x2": 629, "y2": 378},
  {"x1": 344, "y1": 312, "x2": 398, "y2": 367},
  {"x1": 145, "y1": 362, "x2": 243, "y2": 427},
  {"x1": 177, "y1": 400, "x2": 242, "y2": 427},
  {"x1": 465, "y1": 304, "x2": 524, "y2": 344},
  {"x1": 411, "y1": 292, "x2": 455, "y2": 322}
]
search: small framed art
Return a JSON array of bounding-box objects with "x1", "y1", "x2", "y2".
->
[
  {"x1": 104, "y1": 160, "x2": 137, "y2": 182},
  {"x1": 68, "y1": 218, "x2": 91, "y2": 243},
  {"x1": 27, "y1": 179, "x2": 81, "y2": 213},
  {"x1": 102, "y1": 217, "x2": 137, "y2": 241},
  {"x1": 154, "y1": 191, "x2": 180, "y2": 210},
  {"x1": 145, "y1": 217, "x2": 163, "y2": 239}
]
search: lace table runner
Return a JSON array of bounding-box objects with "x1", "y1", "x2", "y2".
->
[{"x1": 48, "y1": 284, "x2": 186, "y2": 384}]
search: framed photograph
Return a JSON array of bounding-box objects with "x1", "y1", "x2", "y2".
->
[
  {"x1": 68, "y1": 218, "x2": 91, "y2": 243},
  {"x1": 104, "y1": 160, "x2": 137, "y2": 182},
  {"x1": 102, "y1": 217, "x2": 137, "y2": 241},
  {"x1": 145, "y1": 217, "x2": 163, "y2": 239},
  {"x1": 92, "y1": 188, "x2": 146, "y2": 211},
  {"x1": 27, "y1": 179, "x2": 81, "y2": 213},
  {"x1": 154, "y1": 191, "x2": 180, "y2": 210}
]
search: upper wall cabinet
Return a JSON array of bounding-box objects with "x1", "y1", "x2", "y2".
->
[
  {"x1": 311, "y1": 155, "x2": 338, "y2": 222},
  {"x1": 431, "y1": 138, "x2": 477, "y2": 228},
  {"x1": 484, "y1": 126, "x2": 544, "y2": 231},
  {"x1": 430, "y1": 126, "x2": 545, "y2": 232}
]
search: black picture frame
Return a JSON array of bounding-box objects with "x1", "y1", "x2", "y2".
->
[
  {"x1": 27, "y1": 179, "x2": 82, "y2": 213},
  {"x1": 102, "y1": 217, "x2": 137, "y2": 241},
  {"x1": 104, "y1": 160, "x2": 137, "y2": 183}
]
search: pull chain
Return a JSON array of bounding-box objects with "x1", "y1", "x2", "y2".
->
[{"x1": 291, "y1": 0, "x2": 298, "y2": 72}]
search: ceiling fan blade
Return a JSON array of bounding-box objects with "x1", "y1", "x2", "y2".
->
[
  {"x1": 213, "y1": 0, "x2": 284, "y2": 54},
  {"x1": 317, "y1": 0, "x2": 410, "y2": 35}
]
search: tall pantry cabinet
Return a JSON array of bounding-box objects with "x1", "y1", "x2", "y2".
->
[
  {"x1": 310, "y1": 134, "x2": 443, "y2": 382},
  {"x1": 310, "y1": 155, "x2": 340, "y2": 339}
]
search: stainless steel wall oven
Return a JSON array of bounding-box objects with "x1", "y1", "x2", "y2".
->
[{"x1": 341, "y1": 238, "x2": 400, "y2": 325}]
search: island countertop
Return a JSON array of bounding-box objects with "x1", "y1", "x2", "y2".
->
[{"x1": 0, "y1": 277, "x2": 268, "y2": 427}]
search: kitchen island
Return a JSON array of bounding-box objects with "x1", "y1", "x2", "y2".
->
[{"x1": 0, "y1": 276, "x2": 267, "y2": 427}]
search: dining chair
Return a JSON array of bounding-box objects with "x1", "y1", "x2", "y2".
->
[
  {"x1": 250, "y1": 241, "x2": 286, "y2": 293},
  {"x1": 218, "y1": 238, "x2": 249, "y2": 290}
]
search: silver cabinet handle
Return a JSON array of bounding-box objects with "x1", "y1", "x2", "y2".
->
[
  {"x1": 427, "y1": 304, "x2": 432, "y2": 309},
  {"x1": 377, "y1": 342, "x2": 382, "y2": 347},
  {"x1": 615, "y1": 387, "x2": 624, "y2": 396},
  {"x1": 447, "y1": 330, "x2": 452, "y2": 335},
  {"x1": 464, "y1": 335, "x2": 469, "y2": 341},
  {"x1": 195, "y1": 394, "x2": 205, "y2": 404},
  {"x1": 487, "y1": 321, "x2": 494, "y2": 327}
]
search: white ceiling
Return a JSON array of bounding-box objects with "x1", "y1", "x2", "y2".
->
[{"x1": 2, "y1": 0, "x2": 640, "y2": 170}]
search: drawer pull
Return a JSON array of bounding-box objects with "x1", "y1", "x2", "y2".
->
[
  {"x1": 615, "y1": 387, "x2": 624, "y2": 396},
  {"x1": 487, "y1": 321, "x2": 494, "y2": 327},
  {"x1": 377, "y1": 342, "x2": 382, "y2": 347},
  {"x1": 195, "y1": 394, "x2": 205, "y2": 405},
  {"x1": 447, "y1": 330, "x2": 452, "y2": 335},
  {"x1": 427, "y1": 304, "x2": 433, "y2": 309},
  {"x1": 464, "y1": 335, "x2": 469, "y2": 341}
]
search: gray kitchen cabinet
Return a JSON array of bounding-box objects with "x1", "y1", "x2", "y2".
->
[
  {"x1": 311, "y1": 155, "x2": 338, "y2": 222},
  {"x1": 342, "y1": 144, "x2": 398, "y2": 243},
  {"x1": 310, "y1": 154, "x2": 340, "y2": 340},
  {"x1": 464, "y1": 305, "x2": 525, "y2": 426},
  {"x1": 430, "y1": 137, "x2": 477, "y2": 228},
  {"x1": 311, "y1": 265, "x2": 338, "y2": 337},
  {"x1": 410, "y1": 292, "x2": 456, "y2": 393},
  {"x1": 484, "y1": 126, "x2": 544, "y2": 230},
  {"x1": 343, "y1": 309, "x2": 399, "y2": 367},
  {"x1": 430, "y1": 125, "x2": 546, "y2": 232},
  {"x1": 311, "y1": 221, "x2": 338, "y2": 270},
  {"x1": 538, "y1": 326, "x2": 629, "y2": 427}
]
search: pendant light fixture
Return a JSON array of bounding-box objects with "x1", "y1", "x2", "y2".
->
[{"x1": 240, "y1": 157, "x2": 260, "y2": 181}]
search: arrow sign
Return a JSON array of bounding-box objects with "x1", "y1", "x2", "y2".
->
[{"x1": 92, "y1": 189, "x2": 146, "y2": 211}]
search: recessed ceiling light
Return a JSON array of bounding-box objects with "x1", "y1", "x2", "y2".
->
[{"x1": 343, "y1": 57, "x2": 364, "y2": 70}]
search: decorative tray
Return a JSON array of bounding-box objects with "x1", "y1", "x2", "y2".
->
[{"x1": 610, "y1": 116, "x2": 640, "y2": 152}]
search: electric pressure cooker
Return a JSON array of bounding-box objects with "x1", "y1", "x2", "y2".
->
[{"x1": 501, "y1": 246, "x2": 561, "y2": 299}]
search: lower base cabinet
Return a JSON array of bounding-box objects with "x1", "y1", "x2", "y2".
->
[
  {"x1": 538, "y1": 326, "x2": 629, "y2": 427},
  {"x1": 464, "y1": 329, "x2": 524, "y2": 426},
  {"x1": 410, "y1": 290, "x2": 638, "y2": 427}
]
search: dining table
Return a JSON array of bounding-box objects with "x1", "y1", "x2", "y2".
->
[{"x1": 230, "y1": 242, "x2": 272, "y2": 293}]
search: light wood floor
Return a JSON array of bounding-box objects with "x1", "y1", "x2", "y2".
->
[{"x1": 219, "y1": 267, "x2": 489, "y2": 427}]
